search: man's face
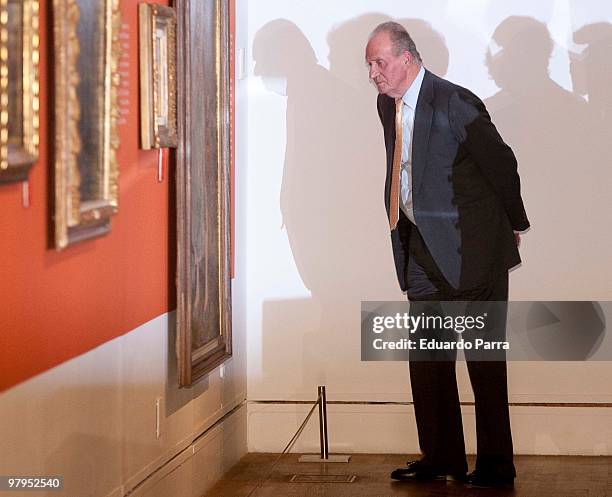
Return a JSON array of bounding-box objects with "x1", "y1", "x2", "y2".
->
[{"x1": 365, "y1": 32, "x2": 410, "y2": 98}]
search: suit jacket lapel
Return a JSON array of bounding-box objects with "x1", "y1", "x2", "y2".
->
[{"x1": 412, "y1": 70, "x2": 434, "y2": 196}]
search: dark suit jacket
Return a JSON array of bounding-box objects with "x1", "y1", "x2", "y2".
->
[{"x1": 378, "y1": 70, "x2": 530, "y2": 291}]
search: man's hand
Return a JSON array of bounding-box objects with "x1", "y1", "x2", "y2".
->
[{"x1": 515, "y1": 232, "x2": 521, "y2": 247}]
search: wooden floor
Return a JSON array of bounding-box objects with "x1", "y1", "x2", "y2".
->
[{"x1": 203, "y1": 453, "x2": 612, "y2": 497}]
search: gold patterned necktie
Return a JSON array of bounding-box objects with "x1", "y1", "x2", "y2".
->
[{"x1": 389, "y1": 98, "x2": 403, "y2": 229}]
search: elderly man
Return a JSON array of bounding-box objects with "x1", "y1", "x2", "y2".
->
[{"x1": 365, "y1": 21, "x2": 529, "y2": 488}]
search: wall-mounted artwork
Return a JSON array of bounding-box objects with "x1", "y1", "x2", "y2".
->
[
  {"x1": 175, "y1": 0, "x2": 232, "y2": 387},
  {"x1": 52, "y1": 0, "x2": 121, "y2": 249},
  {"x1": 139, "y1": 3, "x2": 177, "y2": 149},
  {"x1": 0, "y1": 0, "x2": 40, "y2": 184}
]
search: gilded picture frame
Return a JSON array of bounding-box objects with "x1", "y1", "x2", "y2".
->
[
  {"x1": 52, "y1": 0, "x2": 121, "y2": 249},
  {"x1": 0, "y1": 0, "x2": 40, "y2": 184},
  {"x1": 175, "y1": 0, "x2": 232, "y2": 387},
  {"x1": 139, "y1": 3, "x2": 177, "y2": 149}
]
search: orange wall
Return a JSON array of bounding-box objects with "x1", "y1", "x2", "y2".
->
[{"x1": 0, "y1": 0, "x2": 174, "y2": 392}]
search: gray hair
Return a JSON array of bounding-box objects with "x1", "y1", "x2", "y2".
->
[{"x1": 370, "y1": 21, "x2": 422, "y2": 64}]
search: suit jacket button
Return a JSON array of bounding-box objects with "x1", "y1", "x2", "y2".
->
[
  {"x1": 447, "y1": 174, "x2": 452, "y2": 182},
  {"x1": 457, "y1": 247, "x2": 462, "y2": 254}
]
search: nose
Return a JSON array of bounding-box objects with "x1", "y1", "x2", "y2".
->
[{"x1": 369, "y1": 64, "x2": 378, "y2": 80}]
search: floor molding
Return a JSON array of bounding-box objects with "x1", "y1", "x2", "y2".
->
[
  {"x1": 250, "y1": 399, "x2": 612, "y2": 408},
  {"x1": 122, "y1": 401, "x2": 247, "y2": 497},
  {"x1": 247, "y1": 402, "x2": 612, "y2": 455}
]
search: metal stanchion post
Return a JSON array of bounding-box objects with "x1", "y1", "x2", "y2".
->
[
  {"x1": 299, "y1": 386, "x2": 350, "y2": 463},
  {"x1": 318, "y1": 386, "x2": 329, "y2": 459}
]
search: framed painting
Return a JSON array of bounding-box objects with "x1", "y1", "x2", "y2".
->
[
  {"x1": 175, "y1": 0, "x2": 232, "y2": 387},
  {"x1": 0, "y1": 0, "x2": 40, "y2": 184},
  {"x1": 139, "y1": 3, "x2": 177, "y2": 149},
  {"x1": 52, "y1": 0, "x2": 122, "y2": 249}
]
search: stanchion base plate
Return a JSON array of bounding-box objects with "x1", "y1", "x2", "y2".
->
[{"x1": 298, "y1": 454, "x2": 351, "y2": 463}]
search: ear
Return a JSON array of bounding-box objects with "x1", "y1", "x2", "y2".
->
[{"x1": 403, "y1": 51, "x2": 413, "y2": 65}]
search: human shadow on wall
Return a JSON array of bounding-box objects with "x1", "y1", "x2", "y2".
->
[
  {"x1": 396, "y1": 18, "x2": 449, "y2": 78},
  {"x1": 254, "y1": 18, "x2": 452, "y2": 395},
  {"x1": 483, "y1": 16, "x2": 601, "y2": 296},
  {"x1": 254, "y1": 19, "x2": 385, "y2": 300},
  {"x1": 570, "y1": 22, "x2": 612, "y2": 289},
  {"x1": 253, "y1": 19, "x2": 364, "y2": 391}
]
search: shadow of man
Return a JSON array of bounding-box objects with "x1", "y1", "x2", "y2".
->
[
  {"x1": 570, "y1": 23, "x2": 612, "y2": 292},
  {"x1": 396, "y1": 18, "x2": 449, "y2": 78},
  {"x1": 484, "y1": 16, "x2": 596, "y2": 297},
  {"x1": 253, "y1": 19, "x2": 394, "y2": 390},
  {"x1": 254, "y1": 19, "x2": 364, "y2": 299}
]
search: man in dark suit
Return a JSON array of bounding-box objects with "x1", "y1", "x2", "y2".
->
[{"x1": 365, "y1": 22, "x2": 530, "y2": 488}]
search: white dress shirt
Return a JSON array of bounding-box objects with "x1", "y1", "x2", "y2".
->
[{"x1": 399, "y1": 65, "x2": 425, "y2": 225}]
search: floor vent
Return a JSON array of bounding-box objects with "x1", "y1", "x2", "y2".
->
[{"x1": 289, "y1": 474, "x2": 356, "y2": 483}]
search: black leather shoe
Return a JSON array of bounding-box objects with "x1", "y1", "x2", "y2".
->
[
  {"x1": 391, "y1": 459, "x2": 459, "y2": 482},
  {"x1": 466, "y1": 470, "x2": 514, "y2": 488}
]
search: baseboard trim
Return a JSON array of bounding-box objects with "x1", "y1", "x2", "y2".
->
[
  {"x1": 250, "y1": 399, "x2": 612, "y2": 408},
  {"x1": 247, "y1": 402, "x2": 612, "y2": 456},
  {"x1": 120, "y1": 400, "x2": 246, "y2": 497}
]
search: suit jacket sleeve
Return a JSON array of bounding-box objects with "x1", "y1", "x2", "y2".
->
[{"x1": 448, "y1": 90, "x2": 530, "y2": 232}]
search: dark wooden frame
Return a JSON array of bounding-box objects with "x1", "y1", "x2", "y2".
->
[{"x1": 175, "y1": 0, "x2": 232, "y2": 387}]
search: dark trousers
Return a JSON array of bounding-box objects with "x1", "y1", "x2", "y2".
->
[{"x1": 406, "y1": 221, "x2": 515, "y2": 478}]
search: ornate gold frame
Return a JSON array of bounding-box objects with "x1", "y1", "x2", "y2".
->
[
  {"x1": 176, "y1": 0, "x2": 232, "y2": 387},
  {"x1": 52, "y1": 0, "x2": 121, "y2": 249},
  {"x1": 0, "y1": 0, "x2": 40, "y2": 184},
  {"x1": 139, "y1": 3, "x2": 177, "y2": 149}
]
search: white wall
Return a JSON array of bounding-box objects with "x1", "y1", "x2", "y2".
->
[
  {"x1": 245, "y1": 0, "x2": 612, "y2": 453},
  {"x1": 0, "y1": 313, "x2": 247, "y2": 497}
]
